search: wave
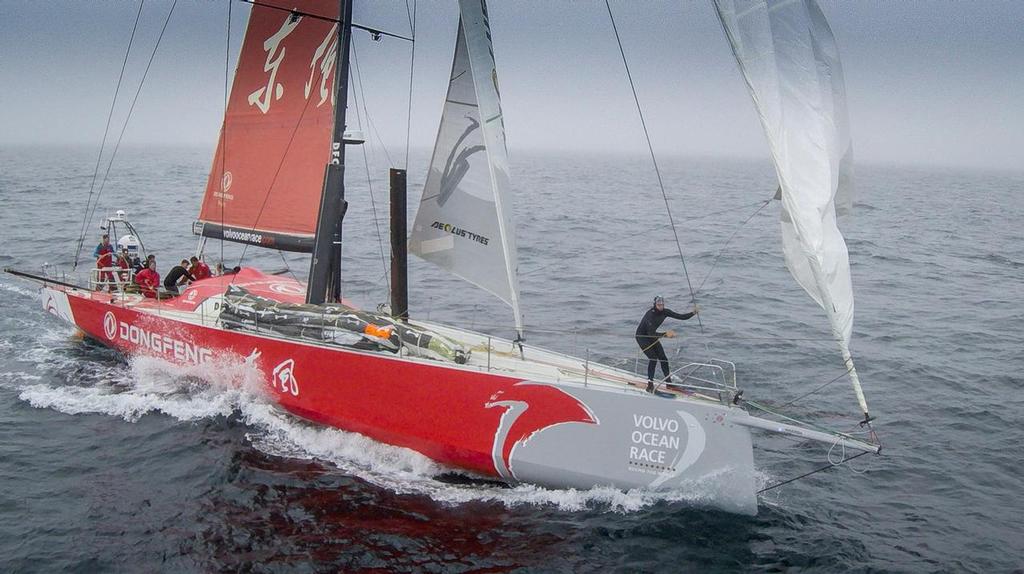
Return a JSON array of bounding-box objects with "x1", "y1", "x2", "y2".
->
[{"x1": 0, "y1": 280, "x2": 40, "y2": 300}]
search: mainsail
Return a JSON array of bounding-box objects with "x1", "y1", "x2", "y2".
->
[
  {"x1": 195, "y1": 0, "x2": 340, "y2": 252},
  {"x1": 712, "y1": 0, "x2": 870, "y2": 417},
  {"x1": 409, "y1": 0, "x2": 522, "y2": 334}
]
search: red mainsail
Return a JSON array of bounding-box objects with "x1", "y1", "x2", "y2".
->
[{"x1": 196, "y1": 1, "x2": 339, "y2": 252}]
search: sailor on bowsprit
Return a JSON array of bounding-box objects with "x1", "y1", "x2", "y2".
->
[{"x1": 635, "y1": 296, "x2": 698, "y2": 393}]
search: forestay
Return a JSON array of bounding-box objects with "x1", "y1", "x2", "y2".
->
[
  {"x1": 712, "y1": 0, "x2": 870, "y2": 417},
  {"x1": 408, "y1": 0, "x2": 522, "y2": 334}
]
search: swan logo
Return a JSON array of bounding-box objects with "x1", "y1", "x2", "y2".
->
[
  {"x1": 44, "y1": 292, "x2": 70, "y2": 322},
  {"x1": 436, "y1": 117, "x2": 484, "y2": 207},
  {"x1": 103, "y1": 311, "x2": 118, "y2": 340},
  {"x1": 485, "y1": 383, "x2": 597, "y2": 481},
  {"x1": 272, "y1": 359, "x2": 300, "y2": 396},
  {"x1": 44, "y1": 294, "x2": 58, "y2": 316}
]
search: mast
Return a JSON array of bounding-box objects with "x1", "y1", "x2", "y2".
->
[
  {"x1": 390, "y1": 168, "x2": 409, "y2": 321},
  {"x1": 306, "y1": 0, "x2": 354, "y2": 304}
]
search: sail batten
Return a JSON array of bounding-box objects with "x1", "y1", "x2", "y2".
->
[
  {"x1": 195, "y1": 0, "x2": 340, "y2": 253},
  {"x1": 410, "y1": 0, "x2": 522, "y2": 334},
  {"x1": 713, "y1": 0, "x2": 869, "y2": 416}
]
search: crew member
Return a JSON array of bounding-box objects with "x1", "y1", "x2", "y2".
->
[
  {"x1": 635, "y1": 296, "x2": 698, "y2": 393},
  {"x1": 189, "y1": 256, "x2": 211, "y2": 281},
  {"x1": 116, "y1": 248, "x2": 132, "y2": 286},
  {"x1": 92, "y1": 234, "x2": 114, "y2": 260},
  {"x1": 163, "y1": 259, "x2": 195, "y2": 294},
  {"x1": 94, "y1": 234, "x2": 116, "y2": 291},
  {"x1": 135, "y1": 260, "x2": 160, "y2": 298},
  {"x1": 137, "y1": 254, "x2": 155, "y2": 275}
]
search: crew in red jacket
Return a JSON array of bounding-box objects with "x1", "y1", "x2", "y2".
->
[
  {"x1": 135, "y1": 260, "x2": 160, "y2": 298},
  {"x1": 189, "y1": 256, "x2": 211, "y2": 281},
  {"x1": 96, "y1": 246, "x2": 115, "y2": 292}
]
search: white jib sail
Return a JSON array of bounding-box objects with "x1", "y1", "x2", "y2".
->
[
  {"x1": 409, "y1": 0, "x2": 522, "y2": 335},
  {"x1": 713, "y1": 0, "x2": 870, "y2": 417}
]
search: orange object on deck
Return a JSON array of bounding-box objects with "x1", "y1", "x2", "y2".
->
[{"x1": 363, "y1": 324, "x2": 393, "y2": 339}]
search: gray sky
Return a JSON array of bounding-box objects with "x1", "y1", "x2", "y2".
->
[{"x1": 1, "y1": 1, "x2": 1021, "y2": 171}]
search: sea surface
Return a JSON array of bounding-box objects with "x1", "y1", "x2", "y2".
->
[{"x1": 0, "y1": 145, "x2": 1021, "y2": 572}]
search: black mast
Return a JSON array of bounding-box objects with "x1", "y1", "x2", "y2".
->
[
  {"x1": 389, "y1": 168, "x2": 409, "y2": 321},
  {"x1": 306, "y1": 0, "x2": 354, "y2": 304}
]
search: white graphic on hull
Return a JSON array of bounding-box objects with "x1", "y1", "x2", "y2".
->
[
  {"x1": 103, "y1": 311, "x2": 213, "y2": 365},
  {"x1": 43, "y1": 291, "x2": 73, "y2": 324},
  {"x1": 647, "y1": 410, "x2": 707, "y2": 488},
  {"x1": 272, "y1": 359, "x2": 300, "y2": 396},
  {"x1": 103, "y1": 311, "x2": 118, "y2": 340},
  {"x1": 485, "y1": 399, "x2": 527, "y2": 481}
]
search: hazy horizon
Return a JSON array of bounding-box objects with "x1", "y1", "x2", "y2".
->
[{"x1": 2, "y1": 1, "x2": 1022, "y2": 172}]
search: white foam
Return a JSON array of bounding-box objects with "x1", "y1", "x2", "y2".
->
[
  {"x1": 0, "y1": 280, "x2": 40, "y2": 300},
  {"x1": 0, "y1": 371, "x2": 43, "y2": 385}
]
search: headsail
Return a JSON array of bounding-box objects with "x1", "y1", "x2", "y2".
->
[
  {"x1": 712, "y1": 0, "x2": 870, "y2": 418},
  {"x1": 195, "y1": 1, "x2": 340, "y2": 253},
  {"x1": 409, "y1": 0, "x2": 522, "y2": 334}
]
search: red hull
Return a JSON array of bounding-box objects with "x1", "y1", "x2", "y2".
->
[{"x1": 61, "y1": 284, "x2": 527, "y2": 478}]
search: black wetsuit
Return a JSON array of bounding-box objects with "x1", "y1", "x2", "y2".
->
[
  {"x1": 635, "y1": 307, "x2": 696, "y2": 381},
  {"x1": 163, "y1": 265, "x2": 194, "y2": 293}
]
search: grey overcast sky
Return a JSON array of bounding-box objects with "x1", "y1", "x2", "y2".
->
[{"x1": 1, "y1": 1, "x2": 1021, "y2": 171}]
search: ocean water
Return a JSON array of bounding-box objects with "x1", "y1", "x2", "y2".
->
[{"x1": 0, "y1": 145, "x2": 1021, "y2": 572}]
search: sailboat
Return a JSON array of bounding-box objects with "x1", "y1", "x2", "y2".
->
[{"x1": 6, "y1": 0, "x2": 880, "y2": 515}]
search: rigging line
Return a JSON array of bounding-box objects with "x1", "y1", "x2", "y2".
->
[
  {"x1": 404, "y1": 0, "x2": 414, "y2": 33},
  {"x1": 404, "y1": 0, "x2": 417, "y2": 170},
  {"x1": 74, "y1": 0, "x2": 147, "y2": 270},
  {"x1": 241, "y1": 0, "x2": 412, "y2": 42},
  {"x1": 694, "y1": 198, "x2": 772, "y2": 295},
  {"x1": 678, "y1": 199, "x2": 769, "y2": 223},
  {"x1": 519, "y1": 199, "x2": 771, "y2": 277},
  {"x1": 757, "y1": 450, "x2": 870, "y2": 494},
  {"x1": 364, "y1": 107, "x2": 396, "y2": 166},
  {"x1": 349, "y1": 43, "x2": 364, "y2": 130},
  {"x1": 236, "y1": 72, "x2": 319, "y2": 271},
  {"x1": 351, "y1": 41, "x2": 392, "y2": 294},
  {"x1": 415, "y1": 320, "x2": 836, "y2": 345},
  {"x1": 776, "y1": 365, "x2": 854, "y2": 409},
  {"x1": 277, "y1": 250, "x2": 300, "y2": 283},
  {"x1": 603, "y1": 0, "x2": 703, "y2": 335},
  {"x1": 83, "y1": 0, "x2": 178, "y2": 253},
  {"x1": 347, "y1": 40, "x2": 395, "y2": 168},
  {"x1": 741, "y1": 397, "x2": 863, "y2": 438},
  {"x1": 219, "y1": 0, "x2": 232, "y2": 272}
]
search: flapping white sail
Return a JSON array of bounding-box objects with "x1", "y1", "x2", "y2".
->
[
  {"x1": 409, "y1": 0, "x2": 522, "y2": 334},
  {"x1": 712, "y1": 0, "x2": 869, "y2": 417}
]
